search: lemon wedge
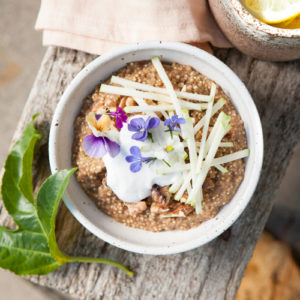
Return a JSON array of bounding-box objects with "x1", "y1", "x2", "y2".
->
[
  {"x1": 274, "y1": 14, "x2": 300, "y2": 28},
  {"x1": 242, "y1": 0, "x2": 300, "y2": 24}
]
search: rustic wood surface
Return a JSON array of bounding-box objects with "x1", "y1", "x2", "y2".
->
[{"x1": 0, "y1": 46, "x2": 300, "y2": 300}]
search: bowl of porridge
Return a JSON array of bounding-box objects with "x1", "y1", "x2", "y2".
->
[{"x1": 49, "y1": 41, "x2": 263, "y2": 255}]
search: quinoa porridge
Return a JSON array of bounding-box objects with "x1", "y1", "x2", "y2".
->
[{"x1": 72, "y1": 60, "x2": 247, "y2": 232}]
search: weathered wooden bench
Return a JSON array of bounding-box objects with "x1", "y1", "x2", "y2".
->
[{"x1": 1, "y1": 46, "x2": 299, "y2": 300}]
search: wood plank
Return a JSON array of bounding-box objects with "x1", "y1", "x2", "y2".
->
[{"x1": 0, "y1": 46, "x2": 300, "y2": 300}]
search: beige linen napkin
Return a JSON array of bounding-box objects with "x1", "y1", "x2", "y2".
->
[{"x1": 35, "y1": 0, "x2": 231, "y2": 55}]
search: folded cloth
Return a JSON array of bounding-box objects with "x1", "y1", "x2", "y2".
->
[{"x1": 35, "y1": 0, "x2": 231, "y2": 55}]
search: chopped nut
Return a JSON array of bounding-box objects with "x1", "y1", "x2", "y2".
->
[
  {"x1": 150, "y1": 203, "x2": 170, "y2": 214},
  {"x1": 203, "y1": 178, "x2": 215, "y2": 190},
  {"x1": 160, "y1": 203, "x2": 194, "y2": 218},
  {"x1": 160, "y1": 210, "x2": 186, "y2": 218},
  {"x1": 125, "y1": 201, "x2": 147, "y2": 217},
  {"x1": 119, "y1": 97, "x2": 127, "y2": 108},
  {"x1": 151, "y1": 184, "x2": 170, "y2": 205},
  {"x1": 126, "y1": 97, "x2": 136, "y2": 106}
]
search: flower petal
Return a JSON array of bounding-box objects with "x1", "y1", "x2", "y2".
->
[
  {"x1": 125, "y1": 155, "x2": 137, "y2": 163},
  {"x1": 132, "y1": 131, "x2": 147, "y2": 142},
  {"x1": 115, "y1": 118, "x2": 123, "y2": 130},
  {"x1": 148, "y1": 117, "x2": 160, "y2": 129},
  {"x1": 177, "y1": 117, "x2": 186, "y2": 124},
  {"x1": 130, "y1": 146, "x2": 141, "y2": 157},
  {"x1": 164, "y1": 119, "x2": 171, "y2": 126},
  {"x1": 117, "y1": 106, "x2": 127, "y2": 116},
  {"x1": 103, "y1": 137, "x2": 120, "y2": 157},
  {"x1": 142, "y1": 157, "x2": 154, "y2": 163},
  {"x1": 95, "y1": 114, "x2": 102, "y2": 120},
  {"x1": 83, "y1": 135, "x2": 106, "y2": 158},
  {"x1": 86, "y1": 112, "x2": 98, "y2": 129},
  {"x1": 130, "y1": 161, "x2": 142, "y2": 173},
  {"x1": 144, "y1": 116, "x2": 151, "y2": 128},
  {"x1": 171, "y1": 115, "x2": 177, "y2": 122},
  {"x1": 168, "y1": 124, "x2": 175, "y2": 131},
  {"x1": 128, "y1": 118, "x2": 145, "y2": 131},
  {"x1": 97, "y1": 114, "x2": 112, "y2": 132}
]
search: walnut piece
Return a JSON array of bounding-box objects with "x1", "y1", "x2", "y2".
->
[{"x1": 125, "y1": 201, "x2": 147, "y2": 217}]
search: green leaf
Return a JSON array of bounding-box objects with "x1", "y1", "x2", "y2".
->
[
  {"x1": 0, "y1": 228, "x2": 59, "y2": 275},
  {"x1": 0, "y1": 115, "x2": 134, "y2": 277},
  {"x1": 19, "y1": 113, "x2": 42, "y2": 203},
  {"x1": 1, "y1": 115, "x2": 42, "y2": 232},
  {"x1": 36, "y1": 169, "x2": 76, "y2": 263}
]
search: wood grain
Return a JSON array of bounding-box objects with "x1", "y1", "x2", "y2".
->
[{"x1": 0, "y1": 46, "x2": 299, "y2": 300}]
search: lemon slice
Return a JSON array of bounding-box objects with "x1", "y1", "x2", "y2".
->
[
  {"x1": 242, "y1": 0, "x2": 300, "y2": 24},
  {"x1": 275, "y1": 14, "x2": 300, "y2": 28}
]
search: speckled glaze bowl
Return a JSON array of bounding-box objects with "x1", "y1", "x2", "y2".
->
[
  {"x1": 209, "y1": 0, "x2": 300, "y2": 61},
  {"x1": 49, "y1": 41, "x2": 263, "y2": 255}
]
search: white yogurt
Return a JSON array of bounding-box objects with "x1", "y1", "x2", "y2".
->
[{"x1": 103, "y1": 115, "x2": 186, "y2": 203}]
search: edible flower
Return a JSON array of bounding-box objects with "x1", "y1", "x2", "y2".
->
[
  {"x1": 142, "y1": 129, "x2": 186, "y2": 167},
  {"x1": 125, "y1": 146, "x2": 155, "y2": 172},
  {"x1": 128, "y1": 117, "x2": 160, "y2": 142},
  {"x1": 95, "y1": 113, "x2": 102, "y2": 120},
  {"x1": 165, "y1": 145, "x2": 174, "y2": 153},
  {"x1": 83, "y1": 112, "x2": 120, "y2": 158},
  {"x1": 164, "y1": 115, "x2": 186, "y2": 132},
  {"x1": 86, "y1": 112, "x2": 113, "y2": 136},
  {"x1": 83, "y1": 135, "x2": 120, "y2": 158},
  {"x1": 109, "y1": 106, "x2": 127, "y2": 130}
]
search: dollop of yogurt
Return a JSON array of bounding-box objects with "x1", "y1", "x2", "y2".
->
[{"x1": 102, "y1": 115, "x2": 186, "y2": 203}]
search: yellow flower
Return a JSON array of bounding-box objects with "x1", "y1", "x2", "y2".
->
[
  {"x1": 165, "y1": 145, "x2": 174, "y2": 152},
  {"x1": 86, "y1": 112, "x2": 113, "y2": 133}
]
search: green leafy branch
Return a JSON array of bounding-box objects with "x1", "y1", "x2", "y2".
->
[{"x1": 0, "y1": 115, "x2": 133, "y2": 277}]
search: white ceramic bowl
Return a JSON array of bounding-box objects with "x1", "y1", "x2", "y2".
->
[{"x1": 49, "y1": 41, "x2": 263, "y2": 255}]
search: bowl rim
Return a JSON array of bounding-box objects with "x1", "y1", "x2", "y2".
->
[
  {"x1": 49, "y1": 41, "x2": 264, "y2": 255},
  {"x1": 229, "y1": 0, "x2": 300, "y2": 38}
]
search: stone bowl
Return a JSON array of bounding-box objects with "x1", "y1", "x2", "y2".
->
[{"x1": 209, "y1": 0, "x2": 300, "y2": 61}]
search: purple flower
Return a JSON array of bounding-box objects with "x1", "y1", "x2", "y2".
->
[
  {"x1": 164, "y1": 115, "x2": 186, "y2": 132},
  {"x1": 125, "y1": 146, "x2": 154, "y2": 172},
  {"x1": 95, "y1": 114, "x2": 102, "y2": 120},
  {"x1": 128, "y1": 117, "x2": 160, "y2": 142},
  {"x1": 83, "y1": 135, "x2": 120, "y2": 158},
  {"x1": 109, "y1": 106, "x2": 127, "y2": 130}
]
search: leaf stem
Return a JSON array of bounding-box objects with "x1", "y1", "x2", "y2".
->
[
  {"x1": 68, "y1": 256, "x2": 134, "y2": 277},
  {"x1": 147, "y1": 132, "x2": 154, "y2": 143}
]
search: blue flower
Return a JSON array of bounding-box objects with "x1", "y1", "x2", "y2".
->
[
  {"x1": 164, "y1": 115, "x2": 186, "y2": 132},
  {"x1": 125, "y1": 146, "x2": 154, "y2": 172},
  {"x1": 128, "y1": 117, "x2": 160, "y2": 142},
  {"x1": 83, "y1": 135, "x2": 120, "y2": 158}
]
